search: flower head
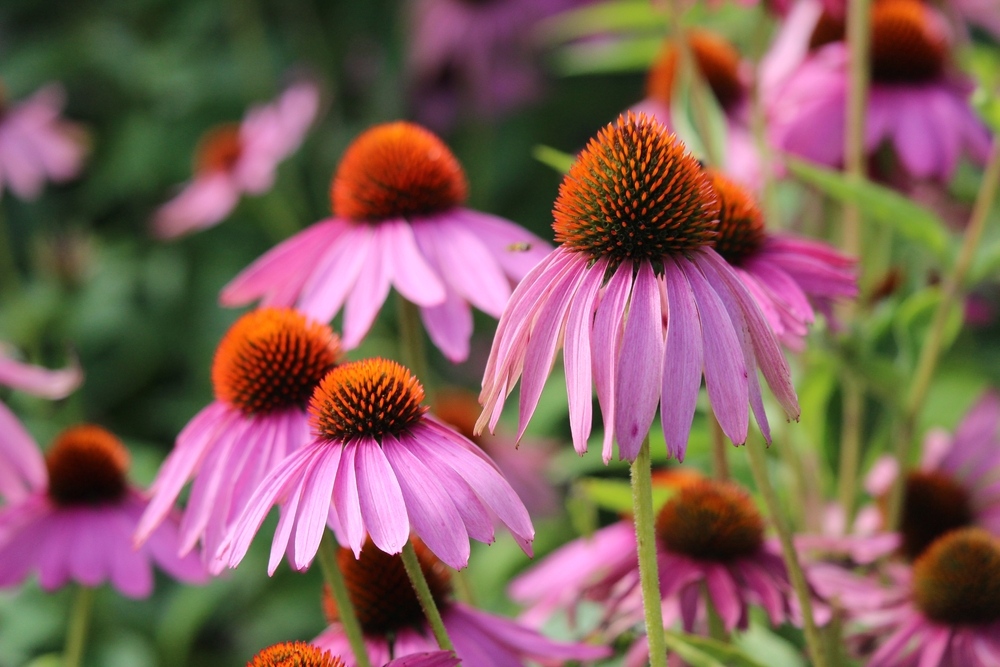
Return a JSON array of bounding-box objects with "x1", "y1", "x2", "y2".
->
[
  {"x1": 480, "y1": 113, "x2": 797, "y2": 463},
  {"x1": 247, "y1": 642, "x2": 459, "y2": 667},
  {"x1": 222, "y1": 120, "x2": 549, "y2": 362}
]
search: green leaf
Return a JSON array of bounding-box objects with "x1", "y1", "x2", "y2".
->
[
  {"x1": 669, "y1": 50, "x2": 728, "y2": 166},
  {"x1": 532, "y1": 145, "x2": 575, "y2": 174},
  {"x1": 551, "y1": 34, "x2": 663, "y2": 76},
  {"x1": 969, "y1": 236, "x2": 1000, "y2": 285},
  {"x1": 894, "y1": 287, "x2": 963, "y2": 364},
  {"x1": 784, "y1": 157, "x2": 953, "y2": 264},
  {"x1": 663, "y1": 631, "x2": 770, "y2": 667},
  {"x1": 539, "y1": 0, "x2": 665, "y2": 45},
  {"x1": 575, "y1": 478, "x2": 675, "y2": 515}
]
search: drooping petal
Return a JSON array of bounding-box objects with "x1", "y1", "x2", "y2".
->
[
  {"x1": 382, "y1": 219, "x2": 447, "y2": 307},
  {"x1": 563, "y1": 257, "x2": 607, "y2": 455},
  {"x1": 660, "y1": 257, "x2": 705, "y2": 460},
  {"x1": 593, "y1": 261, "x2": 635, "y2": 463},
  {"x1": 342, "y1": 226, "x2": 394, "y2": 348},
  {"x1": 0, "y1": 353, "x2": 82, "y2": 399},
  {"x1": 334, "y1": 440, "x2": 366, "y2": 557},
  {"x1": 0, "y1": 402, "x2": 45, "y2": 501},
  {"x1": 297, "y1": 222, "x2": 374, "y2": 324},
  {"x1": 354, "y1": 437, "x2": 409, "y2": 556}
]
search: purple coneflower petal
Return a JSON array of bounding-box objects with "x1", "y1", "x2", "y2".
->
[
  {"x1": 867, "y1": 615, "x2": 925, "y2": 667},
  {"x1": 705, "y1": 562, "x2": 744, "y2": 630},
  {"x1": 593, "y1": 262, "x2": 635, "y2": 463},
  {"x1": 298, "y1": 222, "x2": 374, "y2": 323},
  {"x1": 661, "y1": 257, "x2": 705, "y2": 460},
  {"x1": 334, "y1": 440, "x2": 366, "y2": 557},
  {"x1": 0, "y1": 402, "x2": 46, "y2": 501},
  {"x1": 292, "y1": 443, "x2": 341, "y2": 570},
  {"x1": 419, "y1": 291, "x2": 472, "y2": 363},
  {"x1": 0, "y1": 353, "x2": 82, "y2": 399},
  {"x1": 382, "y1": 219, "x2": 447, "y2": 307},
  {"x1": 563, "y1": 257, "x2": 606, "y2": 455},
  {"x1": 458, "y1": 209, "x2": 550, "y2": 278},
  {"x1": 355, "y1": 437, "x2": 409, "y2": 556},
  {"x1": 343, "y1": 228, "x2": 394, "y2": 348}
]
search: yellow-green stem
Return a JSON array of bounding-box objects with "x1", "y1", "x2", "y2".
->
[
  {"x1": 631, "y1": 436, "x2": 667, "y2": 667},
  {"x1": 397, "y1": 295, "x2": 429, "y2": 389},
  {"x1": 710, "y1": 415, "x2": 730, "y2": 482},
  {"x1": 837, "y1": 374, "x2": 864, "y2": 523},
  {"x1": 317, "y1": 532, "x2": 374, "y2": 667},
  {"x1": 63, "y1": 585, "x2": 95, "y2": 667},
  {"x1": 400, "y1": 541, "x2": 455, "y2": 652},
  {"x1": 0, "y1": 206, "x2": 20, "y2": 294}
]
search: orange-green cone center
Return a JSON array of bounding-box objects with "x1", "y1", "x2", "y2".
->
[
  {"x1": 553, "y1": 113, "x2": 720, "y2": 263},
  {"x1": 323, "y1": 539, "x2": 452, "y2": 636},
  {"x1": 45, "y1": 425, "x2": 129, "y2": 506},
  {"x1": 212, "y1": 308, "x2": 342, "y2": 416},
  {"x1": 309, "y1": 358, "x2": 427, "y2": 442},
  {"x1": 656, "y1": 479, "x2": 765, "y2": 561},
  {"x1": 331, "y1": 121, "x2": 468, "y2": 222},
  {"x1": 196, "y1": 124, "x2": 244, "y2": 175},
  {"x1": 706, "y1": 170, "x2": 765, "y2": 265},
  {"x1": 899, "y1": 470, "x2": 974, "y2": 560},
  {"x1": 247, "y1": 642, "x2": 346, "y2": 667},
  {"x1": 912, "y1": 528, "x2": 1000, "y2": 626},
  {"x1": 646, "y1": 30, "x2": 745, "y2": 112},
  {"x1": 871, "y1": 0, "x2": 947, "y2": 83}
]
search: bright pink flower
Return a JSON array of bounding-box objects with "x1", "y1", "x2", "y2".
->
[
  {"x1": 763, "y1": 0, "x2": 991, "y2": 181},
  {"x1": 225, "y1": 358, "x2": 534, "y2": 572},
  {"x1": 0, "y1": 83, "x2": 86, "y2": 200},
  {"x1": 247, "y1": 641, "x2": 458, "y2": 667},
  {"x1": 314, "y1": 540, "x2": 609, "y2": 667},
  {"x1": 0, "y1": 425, "x2": 205, "y2": 597},
  {"x1": 479, "y1": 113, "x2": 798, "y2": 463},
  {"x1": 134, "y1": 308, "x2": 341, "y2": 573},
  {"x1": 152, "y1": 81, "x2": 320, "y2": 239},
  {"x1": 221, "y1": 121, "x2": 549, "y2": 362}
]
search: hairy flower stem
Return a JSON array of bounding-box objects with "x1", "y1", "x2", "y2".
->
[
  {"x1": 710, "y1": 415, "x2": 730, "y2": 481},
  {"x1": 318, "y1": 532, "x2": 374, "y2": 667},
  {"x1": 746, "y1": 438, "x2": 828, "y2": 667},
  {"x1": 888, "y1": 141, "x2": 1000, "y2": 527},
  {"x1": 63, "y1": 585, "x2": 95, "y2": 667},
  {"x1": 397, "y1": 295, "x2": 430, "y2": 391},
  {"x1": 401, "y1": 540, "x2": 455, "y2": 652},
  {"x1": 631, "y1": 435, "x2": 667, "y2": 667}
]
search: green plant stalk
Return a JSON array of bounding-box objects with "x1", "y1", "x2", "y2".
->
[
  {"x1": 397, "y1": 295, "x2": 429, "y2": 388},
  {"x1": 400, "y1": 541, "x2": 455, "y2": 652},
  {"x1": 887, "y1": 141, "x2": 1000, "y2": 526},
  {"x1": 709, "y1": 415, "x2": 730, "y2": 481},
  {"x1": 837, "y1": 373, "x2": 864, "y2": 522},
  {"x1": 0, "y1": 206, "x2": 20, "y2": 295},
  {"x1": 317, "y1": 532, "x2": 374, "y2": 667},
  {"x1": 746, "y1": 438, "x2": 828, "y2": 667},
  {"x1": 631, "y1": 436, "x2": 668, "y2": 667},
  {"x1": 63, "y1": 585, "x2": 95, "y2": 667}
]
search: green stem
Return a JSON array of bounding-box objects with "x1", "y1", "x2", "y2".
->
[
  {"x1": 746, "y1": 438, "x2": 828, "y2": 667},
  {"x1": 396, "y1": 295, "x2": 429, "y2": 388},
  {"x1": 317, "y1": 532, "x2": 373, "y2": 667},
  {"x1": 709, "y1": 415, "x2": 730, "y2": 482},
  {"x1": 63, "y1": 585, "x2": 95, "y2": 667},
  {"x1": 400, "y1": 541, "x2": 455, "y2": 652},
  {"x1": 0, "y1": 205, "x2": 20, "y2": 295},
  {"x1": 887, "y1": 141, "x2": 1000, "y2": 527},
  {"x1": 837, "y1": 374, "x2": 864, "y2": 523},
  {"x1": 630, "y1": 436, "x2": 667, "y2": 667}
]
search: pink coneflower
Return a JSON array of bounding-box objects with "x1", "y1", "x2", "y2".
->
[
  {"x1": 247, "y1": 641, "x2": 458, "y2": 667},
  {"x1": 479, "y1": 113, "x2": 798, "y2": 463},
  {"x1": 221, "y1": 121, "x2": 549, "y2": 362},
  {"x1": 764, "y1": 0, "x2": 991, "y2": 181},
  {"x1": 707, "y1": 170, "x2": 856, "y2": 349},
  {"x1": 0, "y1": 424, "x2": 205, "y2": 597},
  {"x1": 314, "y1": 539, "x2": 609, "y2": 667},
  {"x1": 225, "y1": 358, "x2": 534, "y2": 572},
  {"x1": 152, "y1": 81, "x2": 320, "y2": 239},
  {"x1": 0, "y1": 82, "x2": 86, "y2": 200},
  {"x1": 135, "y1": 308, "x2": 342, "y2": 573}
]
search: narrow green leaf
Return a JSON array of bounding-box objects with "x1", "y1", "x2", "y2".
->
[
  {"x1": 539, "y1": 0, "x2": 665, "y2": 45},
  {"x1": 663, "y1": 631, "x2": 770, "y2": 667},
  {"x1": 532, "y1": 145, "x2": 575, "y2": 175},
  {"x1": 968, "y1": 236, "x2": 1000, "y2": 285},
  {"x1": 575, "y1": 478, "x2": 675, "y2": 514},
  {"x1": 551, "y1": 35, "x2": 663, "y2": 76}
]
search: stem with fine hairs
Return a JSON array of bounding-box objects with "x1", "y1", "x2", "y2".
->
[
  {"x1": 631, "y1": 435, "x2": 668, "y2": 667},
  {"x1": 317, "y1": 532, "x2": 374, "y2": 667},
  {"x1": 400, "y1": 540, "x2": 455, "y2": 652}
]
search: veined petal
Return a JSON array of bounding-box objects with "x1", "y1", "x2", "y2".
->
[
  {"x1": 355, "y1": 437, "x2": 409, "y2": 556},
  {"x1": 342, "y1": 225, "x2": 393, "y2": 348},
  {"x1": 593, "y1": 262, "x2": 635, "y2": 463},
  {"x1": 291, "y1": 443, "x2": 342, "y2": 570},
  {"x1": 383, "y1": 219, "x2": 447, "y2": 307},
  {"x1": 334, "y1": 440, "x2": 366, "y2": 557},
  {"x1": 563, "y1": 257, "x2": 607, "y2": 455},
  {"x1": 297, "y1": 222, "x2": 373, "y2": 323},
  {"x1": 661, "y1": 258, "x2": 705, "y2": 461},
  {"x1": 420, "y1": 290, "x2": 473, "y2": 364}
]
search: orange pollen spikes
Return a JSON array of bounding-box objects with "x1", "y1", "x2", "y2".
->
[
  {"x1": 309, "y1": 358, "x2": 427, "y2": 443},
  {"x1": 870, "y1": 0, "x2": 948, "y2": 83},
  {"x1": 912, "y1": 528, "x2": 1000, "y2": 626},
  {"x1": 331, "y1": 121, "x2": 468, "y2": 222},
  {"x1": 553, "y1": 112, "x2": 720, "y2": 263},
  {"x1": 247, "y1": 641, "x2": 346, "y2": 667},
  {"x1": 646, "y1": 30, "x2": 745, "y2": 112},
  {"x1": 707, "y1": 170, "x2": 766, "y2": 265},
  {"x1": 655, "y1": 478, "x2": 764, "y2": 561},
  {"x1": 195, "y1": 124, "x2": 244, "y2": 175},
  {"x1": 45, "y1": 424, "x2": 130, "y2": 506},
  {"x1": 212, "y1": 308, "x2": 342, "y2": 416}
]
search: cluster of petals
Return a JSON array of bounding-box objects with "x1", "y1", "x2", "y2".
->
[
  {"x1": 0, "y1": 83, "x2": 86, "y2": 200},
  {"x1": 153, "y1": 80, "x2": 320, "y2": 239},
  {"x1": 247, "y1": 642, "x2": 458, "y2": 667}
]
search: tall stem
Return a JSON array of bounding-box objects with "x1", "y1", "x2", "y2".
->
[
  {"x1": 396, "y1": 295, "x2": 429, "y2": 387},
  {"x1": 0, "y1": 205, "x2": 20, "y2": 295},
  {"x1": 887, "y1": 141, "x2": 1000, "y2": 526},
  {"x1": 400, "y1": 541, "x2": 455, "y2": 652},
  {"x1": 63, "y1": 585, "x2": 95, "y2": 667},
  {"x1": 746, "y1": 438, "x2": 828, "y2": 667},
  {"x1": 837, "y1": 374, "x2": 864, "y2": 522},
  {"x1": 709, "y1": 415, "x2": 730, "y2": 482},
  {"x1": 630, "y1": 436, "x2": 667, "y2": 667},
  {"x1": 317, "y1": 532, "x2": 374, "y2": 667}
]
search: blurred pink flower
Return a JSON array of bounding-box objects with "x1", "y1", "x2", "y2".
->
[
  {"x1": 134, "y1": 308, "x2": 341, "y2": 574},
  {"x1": 0, "y1": 424, "x2": 205, "y2": 598},
  {"x1": 221, "y1": 121, "x2": 549, "y2": 362},
  {"x1": 224, "y1": 358, "x2": 534, "y2": 572},
  {"x1": 247, "y1": 641, "x2": 458, "y2": 667},
  {"x1": 0, "y1": 83, "x2": 86, "y2": 200},
  {"x1": 152, "y1": 80, "x2": 319, "y2": 239}
]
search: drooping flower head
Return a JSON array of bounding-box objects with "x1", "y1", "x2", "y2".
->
[
  {"x1": 222, "y1": 121, "x2": 548, "y2": 362},
  {"x1": 0, "y1": 424, "x2": 205, "y2": 597},
  {"x1": 314, "y1": 539, "x2": 610, "y2": 667},
  {"x1": 225, "y1": 357, "x2": 534, "y2": 572},
  {"x1": 135, "y1": 308, "x2": 341, "y2": 572},
  {"x1": 153, "y1": 80, "x2": 320, "y2": 238},
  {"x1": 247, "y1": 641, "x2": 458, "y2": 667},
  {"x1": 480, "y1": 113, "x2": 798, "y2": 463}
]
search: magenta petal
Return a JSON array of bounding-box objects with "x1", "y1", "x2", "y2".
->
[
  {"x1": 0, "y1": 401, "x2": 45, "y2": 501},
  {"x1": 297, "y1": 222, "x2": 373, "y2": 323},
  {"x1": 291, "y1": 444, "x2": 341, "y2": 570},
  {"x1": 354, "y1": 437, "x2": 409, "y2": 556},
  {"x1": 382, "y1": 219, "x2": 447, "y2": 307},
  {"x1": 705, "y1": 564, "x2": 744, "y2": 631},
  {"x1": 661, "y1": 258, "x2": 705, "y2": 461},
  {"x1": 342, "y1": 227, "x2": 393, "y2": 348},
  {"x1": 563, "y1": 257, "x2": 607, "y2": 455},
  {"x1": 0, "y1": 353, "x2": 82, "y2": 399},
  {"x1": 334, "y1": 440, "x2": 366, "y2": 556},
  {"x1": 593, "y1": 262, "x2": 635, "y2": 463}
]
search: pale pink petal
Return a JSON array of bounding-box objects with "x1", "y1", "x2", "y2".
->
[
  {"x1": 342, "y1": 226, "x2": 394, "y2": 348},
  {"x1": 0, "y1": 353, "x2": 82, "y2": 398},
  {"x1": 563, "y1": 257, "x2": 607, "y2": 455},
  {"x1": 458, "y1": 209, "x2": 552, "y2": 279},
  {"x1": 298, "y1": 222, "x2": 375, "y2": 325},
  {"x1": 420, "y1": 289, "x2": 473, "y2": 363},
  {"x1": 291, "y1": 443, "x2": 342, "y2": 570},
  {"x1": 593, "y1": 262, "x2": 635, "y2": 463},
  {"x1": 152, "y1": 173, "x2": 241, "y2": 239},
  {"x1": 660, "y1": 257, "x2": 705, "y2": 460},
  {"x1": 354, "y1": 437, "x2": 409, "y2": 556},
  {"x1": 0, "y1": 402, "x2": 45, "y2": 501},
  {"x1": 382, "y1": 219, "x2": 446, "y2": 307},
  {"x1": 334, "y1": 440, "x2": 366, "y2": 556}
]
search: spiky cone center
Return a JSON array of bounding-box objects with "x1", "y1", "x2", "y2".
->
[
  {"x1": 432, "y1": 389, "x2": 482, "y2": 444},
  {"x1": 323, "y1": 539, "x2": 452, "y2": 636},
  {"x1": 706, "y1": 170, "x2": 765, "y2": 265},
  {"x1": 309, "y1": 358, "x2": 427, "y2": 442},
  {"x1": 45, "y1": 424, "x2": 129, "y2": 506},
  {"x1": 212, "y1": 308, "x2": 342, "y2": 416},
  {"x1": 553, "y1": 113, "x2": 720, "y2": 264},
  {"x1": 646, "y1": 30, "x2": 745, "y2": 112},
  {"x1": 247, "y1": 642, "x2": 346, "y2": 667},
  {"x1": 871, "y1": 0, "x2": 947, "y2": 83},
  {"x1": 655, "y1": 479, "x2": 765, "y2": 561},
  {"x1": 195, "y1": 123, "x2": 244, "y2": 175},
  {"x1": 898, "y1": 470, "x2": 974, "y2": 560},
  {"x1": 912, "y1": 528, "x2": 1000, "y2": 625},
  {"x1": 331, "y1": 121, "x2": 468, "y2": 222}
]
